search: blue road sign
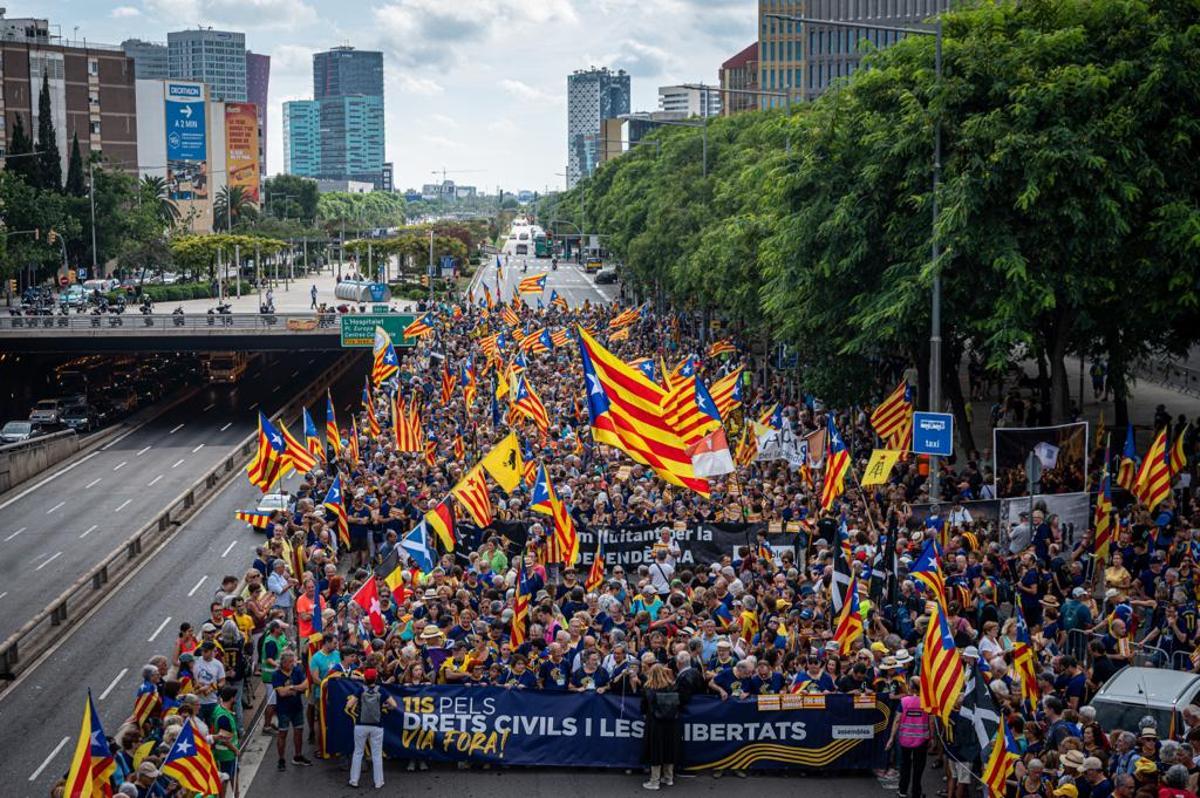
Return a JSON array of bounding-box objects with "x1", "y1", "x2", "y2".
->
[{"x1": 912, "y1": 411, "x2": 954, "y2": 457}]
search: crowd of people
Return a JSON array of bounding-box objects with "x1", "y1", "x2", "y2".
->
[{"x1": 56, "y1": 270, "x2": 1200, "y2": 798}]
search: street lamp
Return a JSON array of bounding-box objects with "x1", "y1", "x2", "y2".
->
[
  {"x1": 619, "y1": 113, "x2": 710, "y2": 177},
  {"x1": 766, "y1": 11, "x2": 945, "y2": 499},
  {"x1": 679, "y1": 83, "x2": 795, "y2": 152}
]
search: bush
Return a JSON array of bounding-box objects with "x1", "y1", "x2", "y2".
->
[{"x1": 140, "y1": 282, "x2": 215, "y2": 302}]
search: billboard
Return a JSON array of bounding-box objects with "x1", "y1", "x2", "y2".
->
[
  {"x1": 224, "y1": 102, "x2": 260, "y2": 203},
  {"x1": 993, "y1": 422, "x2": 1089, "y2": 498},
  {"x1": 165, "y1": 82, "x2": 207, "y2": 201}
]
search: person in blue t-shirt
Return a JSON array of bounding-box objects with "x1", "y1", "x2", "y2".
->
[
  {"x1": 569, "y1": 651, "x2": 610, "y2": 693},
  {"x1": 270, "y1": 650, "x2": 312, "y2": 770},
  {"x1": 752, "y1": 660, "x2": 785, "y2": 694},
  {"x1": 791, "y1": 658, "x2": 837, "y2": 693},
  {"x1": 499, "y1": 655, "x2": 539, "y2": 689}
]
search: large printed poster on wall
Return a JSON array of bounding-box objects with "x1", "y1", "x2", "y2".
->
[
  {"x1": 993, "y1": 422, "x2": 1089, "y2": 498},
  {"x1": 165, "y1": 82, "x2": 208, "y2": 201},
  {"x1": 224, "y1": 102, "x2": 260, "y2": 203}
]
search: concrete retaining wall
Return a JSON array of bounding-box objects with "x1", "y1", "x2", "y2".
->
[{"x1": 0, "y1": 430, "x2": 79, "y2": 493}]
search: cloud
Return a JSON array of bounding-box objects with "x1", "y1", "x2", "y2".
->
[
  {"x1": 421, "y1": 134, "x2": 460, "y2": 149},
  {"x1": 429, "y1": 113, "x2": 460, "y2": 130},
  {"x1": 111, "y1": 6, "x2": 141, "y2": 18},
  {"x1": 487, "y1": 118, "x2": 518, "y2": 135},
  {"x1": 609, "y1": 39, "x2": 673, "y2": 78},
  {"x1": 392, "y1": 73, "x2": 444, "y2": 96},
  {"x1": 144, "y1": 0, "x2": 317, "y2": 31},
  {"x1": 499, "y1": 79, "x2": 558, "y2": 105},
  {"x1": 372, "y1": 0, "x2": 577, "y2": 69}
]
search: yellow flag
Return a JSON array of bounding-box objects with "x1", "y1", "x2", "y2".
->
[
  {"x1": 861, "y1": 449, "x2": 903, "y2": 486},
  {"x1": 481, "y1": 432, "x2": 524, "y2": 493}
]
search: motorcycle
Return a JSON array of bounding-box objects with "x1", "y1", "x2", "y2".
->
[
  {"x1": 207, "y1": 303, "x2": 232, "y2": 315},
  {"x1": 551, "y1": 259, "x2": 558, "y2": 271},
  {"x1": 139, "y1": 299, "x2": 154, "y2": 315},
  {"x1": 259, "y1": 301, "x2": 276, "y2": 314},
  {"x1": 172, "y1": 306, "x2": 185, "y2": 327}
]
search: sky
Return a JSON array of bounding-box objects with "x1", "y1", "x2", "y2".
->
[{"x1": 26, "y1": 0, "x2": 756, "y2": 193}]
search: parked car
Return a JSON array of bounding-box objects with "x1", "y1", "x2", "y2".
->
[
  {"x1": 58, "y1": 285, "x2": 88, "y2": 308},
  {"x1": 0, "y1": 420, "x2": 41, "y2": 444},
  {"x1": 594, "y1": 266, "x2": 619, "y2": 284},
  {"x1": 29, "y1": 398, "x2": 67, "y2": 425},
  {"x1": 1089, "y1": 666, "x2": 1200, "y2": 735},
  {"x1": 107, "y1": 388, "x2": 139, "y2": 415},
  {"x1": 251, "y1": 492, "x2": 294, "y2": 531}
]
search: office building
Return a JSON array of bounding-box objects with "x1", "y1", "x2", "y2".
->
[
  {"x1": 246, "y1": 51, "x2": 269, "y2": 175},
  {"x1": 758, "y1": 0, "x2": 950, "y2": 103},
  {"x1": 381, "y1": 161, "x2": 393, "y2": 192},
  {"x1": 287, "y1": 46, "x2": 386, "y2": 188},
  {"x1": 719, "y1": 42, "x2": 759, "y2": 116},
  {"x1": 0, "y1": 14, "x2": 137, "y2": 175},
  {"x1": 121, "y1": 38, "x2": 168, "y2": 79},
  {"x1": 282, "y1": 100, "x2": 320, "y2": 177},
  {"x1": 566, "y1": 67, "x2": 629, "y2": 187},
  {"x1": 168, "y1": 28, "x2": 246, "y2": 102},
  {"x1": 658, "y1": 85, "x2": 721, "y2": 118},
  {"x1": 316, "y1": 178, "x2": 373, "y2": 194}
]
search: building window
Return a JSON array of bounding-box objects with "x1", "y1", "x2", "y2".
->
[
  {"x1": 88, "y1": 58, "x2": 98, "y2": 76},
  {"x1": 89, "y1": 121, "x2": 100, "y2": 135}
]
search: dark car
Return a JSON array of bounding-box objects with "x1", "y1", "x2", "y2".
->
[
  {"x1": 594, "y1": 266, "x2": 619, "y2": 284},
  {"x1": 61, "y1": 402, "x2": 96, "y2": 433}
]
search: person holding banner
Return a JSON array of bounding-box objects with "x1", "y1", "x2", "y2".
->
[
  {"x1": 345, "y1": 667, "x2": 398, "y2": 789},
  {"x1": 641, "y1": 664, "x2": 682, "y2": 790}
]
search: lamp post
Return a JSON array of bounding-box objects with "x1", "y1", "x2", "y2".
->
[
  {"x1": 679, "y1": 83, "x2": 794, "y2": 152},
  {"x1": 617, "y1": 113, "x2": 711, "y2": 177},
  {"x1": 766, "y1": 11, "x2": 944, "y2": 499}
]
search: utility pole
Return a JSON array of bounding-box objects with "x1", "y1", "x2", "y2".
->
[{"x1": 88, "y1": 163, "x2": 98, "y2": 277}]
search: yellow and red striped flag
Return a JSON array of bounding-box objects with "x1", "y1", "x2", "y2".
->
[
  {"x1": 709, "y1": 367, "x2": 743, "y2": 419},
  {"x1": 451, "y1": 465, "x2": 494, "y2": 527},
  {"x1": 707, "y1": 339, "x2": 737, "y2": 358},
  {"x1": 513, "y1": 374, "x2": 551, "y2": 435},
  {"x1": 869, "y1": 380, "x2": 913, "y2": 450},
  {"x1": 161, "y1": 718, "x2": 222, "y2": 797},
  {"x1": 1135, "y1": 428, "x2": 1171, "y2": 511},
  {"x1": 585, "y1": 538, "x2": 605, "y2": 592},
  {"x1": 278, "y1": 418, "x2": 318, "y2": 475},
  {"x1": 247, "y1": 412, "x2": 286, "y2": 492},
  {"x1": 64, "y1": 692, "x2": 116, "y2": 798},
  {"x1": 919, "y1": 600, "x2": 964, "y2": 724}
]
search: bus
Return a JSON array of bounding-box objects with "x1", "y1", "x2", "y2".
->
[
  {"x1": 205, "y1": 352, "x2": 253, "y2": 384},
  {"x1": 534, "y1": 233, "x2": 552, "y2": 258}
]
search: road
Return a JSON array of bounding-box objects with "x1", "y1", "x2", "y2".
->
[
  {"x1": 0, "y1": 352, "x2": 341, "y2": 641},
  {"x1": 481, "y1": 233, "x2": 620, "y2": 309},
  {"x1": 1, "y1": 360, "x2": 366, "y2": 798}
]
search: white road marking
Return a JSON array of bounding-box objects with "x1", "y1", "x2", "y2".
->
[
  {"x1": 272, "y1": 385, "x2": 281, "y2": 392},
  {"x1": 85, "y1": 477, "x2": 102, "y2": 489},
  {"x1": 113, "y1": 499, "x2": 132, "y2": 513},
  {"x1": 35, "y1": 551, "x2": 62, "y2": 571},
  {"x1": 136, "y1": 446, "x2": 151, "y2": 457},
  {"x1": 5, "y1": 527, "x2": 26, "y2": 542},
  {"x1": 220, "y1": 422, "x2": 233, "y2": 432},
  {"x1": 290, "y1": 369, "x2": 299, "y2": 378},
  {"x1": 100, "y1": 428, "x2": 137, "y2": 451},
  {"x1": 113, "y1": 461, "x2": 127, "y2": 471},
  {"x1": 0, "y1": 451, "x2": 98, "y2": 511},
  {"x1": 172, "y1": 458, "x2": 185, "y2": 469},
  {"x1": 0, "y1": 592, "x2": 7, "y2": 600},
  {"x1": 99, "y1": 667, "x2": 128, "y2": 701},
  {"x1": 79, "y1": 524, "x2": 98, "y2": 539},
  {"x1": 221, "y1": 540, "x2": 238, "y2": 558},
  {"x1": 187, "y1": 575, "x2": 207, "y2": 597},
  {"x1": 249, "y1": 402, "x2": 259, "y2": 410},
  {"x1": 46, "y1": 501, "x2": 65, "y2": 514},
  {"x1": 169, "y1": 423, "x2": 184, "y2": 434},
  {"x1": 28, "y1": 736, "x2": 70, "y2": 782},
  {"x1": 192, "y1": 443, "x2": 205, "y2": 453},
  {"x1": 204, "y1": 402, "x2": 215, "y2": 411},
  {"x1": 148, "y1": 615, "x2": 172, "y2": 642},
  {"x1": 148, "y1": 475, "x2": 163, "y2": 486}
]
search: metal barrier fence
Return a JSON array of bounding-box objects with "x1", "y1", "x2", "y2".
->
[
  {"x1": 0, "y1": 350, "x2": 362, "y2": 686},
  {"x1": 0, "y1": 312, "x2": 342, "y2": 334},
  {"x1": 1133, "y1": 357, "x2": 1200, "y2": 398}
]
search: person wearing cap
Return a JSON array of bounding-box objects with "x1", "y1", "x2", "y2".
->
[
  {"x1": 1081, "y1": 754, "x2": 1114, "y2": 798},
  {"x1": 132, "y1": 761, "x2": 160, "y2": 796},
  {"x1": 345, "y1": 668, "x2": 397, "y2": 789},
  {"x1": 260, "y1": 620, "x2": 289, "y2": 734},
  {"x1": 193, "y1": 641, "x2": 226, "y2": 725}
]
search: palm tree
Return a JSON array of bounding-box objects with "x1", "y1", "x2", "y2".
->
[
  {"x1": 214, "y1": 185, "x2": 254, "y2": 231},
  {"x1": 140, "y1": 175, "x2": 180, "y2": 225}
]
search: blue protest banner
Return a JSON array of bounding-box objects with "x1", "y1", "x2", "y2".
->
[
  {"x1": 322, "y1": 681, "x2": 888, "y2": 771},
  {"x1": 912, "y1": 411, "x2": 954, "y2": 457}
]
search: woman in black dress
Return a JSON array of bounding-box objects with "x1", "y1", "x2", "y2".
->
[{"x1": 641, "y1": 664, "x2": 682, "y2": 790}]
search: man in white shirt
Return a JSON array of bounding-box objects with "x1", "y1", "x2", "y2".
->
[
  {"x1": 193, "y1": 641, "x2": 226, "y2": 724},
  {"x1": 648, "y1": 549, "x2": 675, "y2": 596}
]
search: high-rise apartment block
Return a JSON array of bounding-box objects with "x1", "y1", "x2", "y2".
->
[
  {"x1": 121, "y1": 38, "x2": 168, "y2": 79},
  {"x1": 566, "y1": 67, "x2": 629, "y2": 188},
  {"x1": 718, "y1": 42, "x2": 759, "y2": 116},
  {"x1": 282, "y1": 100, "x2": 320, "y2": 177},
  {"x1": 167, "y1": 28, "x2": 246, "y2": 102}
]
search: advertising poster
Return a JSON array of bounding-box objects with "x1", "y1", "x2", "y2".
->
[
  {"x1": 993, "y1": 422, "x2": 1088, "y2": 498},
  {"x1": 165, "y1": 82, "x2": 207, "y2": 201},
  {"x1": 224, "y1": 102, "x2": 260, "y2": 202}
]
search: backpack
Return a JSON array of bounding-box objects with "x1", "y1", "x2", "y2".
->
[
  {"x1": 651, "y1": 690, "x2": 680, "y2": 720},
  {"x1": 359, "y1": 687, "x2": 383, "y2": 725}
]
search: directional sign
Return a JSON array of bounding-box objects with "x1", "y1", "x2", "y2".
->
[
  {"x1": 912, "y1": 411, "x2": 954, "y2": 457},
  {"x1": 339, "y1": 314, "x2": 417, "y2": 349}
]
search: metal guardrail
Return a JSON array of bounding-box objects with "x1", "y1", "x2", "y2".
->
[
  {"x1": 0, "y1": 350, "x2": 362, "y2": 685},
  {"x1": 1133, "y1": 357, "x2": 1200, "y2": 398},
  {"x1": 0, "y1": 313, "x2": 343, "y2": 335}
]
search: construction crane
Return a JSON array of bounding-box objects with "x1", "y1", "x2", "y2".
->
[{"x1": 431, "y1": 167, "x2": 486, "y2": 183}]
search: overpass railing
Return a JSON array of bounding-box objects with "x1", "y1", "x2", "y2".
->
[{"x1": 0, "y1": 312, "x2": 342, "y2": 334}]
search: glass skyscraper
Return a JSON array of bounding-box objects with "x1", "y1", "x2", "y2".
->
[
  {"x1": 283, "y1": 100, "x2": 321, "y2": 177},
  {"x1": 566, "y1": 67, "x2": 630, "y2": 188},
  {"x1": 167, "y1": 28, "x2": 246, "y2": 102}
]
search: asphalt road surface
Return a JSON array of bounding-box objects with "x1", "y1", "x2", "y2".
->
[
  {"x1": 0, "y1": 359, "x2": 365, "y2": 798},
  {"x1": 0, "y1": 352, "x2": 343, "y2": 641},
  {"x1": 483, "y1": 239, "x2": 620, "y2": 309}
]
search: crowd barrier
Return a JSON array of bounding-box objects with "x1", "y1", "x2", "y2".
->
[{"x1": 321, "y1": 682, "x2": 890, "y2": 771}]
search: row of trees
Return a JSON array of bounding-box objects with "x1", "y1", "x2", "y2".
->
[{"x1": 540, "y1": 0, "x2": 1200, "y2": 444}]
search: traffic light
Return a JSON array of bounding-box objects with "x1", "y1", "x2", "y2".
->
[
  {"x1": 33, "y1": 228, "x2": 39, "y2": 240},
  {"x1": 47, "y1": 228, "x2": 58, "y2": 244}
]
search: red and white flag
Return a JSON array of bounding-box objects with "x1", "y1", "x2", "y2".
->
[
  {"x1": 351, "y1": 577, "x2": 386, "y2": 636},
  {"x1": 687, "y1": 428, "x2": 735, "y2": 478}
]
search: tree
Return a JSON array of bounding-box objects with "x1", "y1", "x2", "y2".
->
[
  {"x1": 140, "y1": 175, "x2": 180, "y2": 226},
  {"x1": 34, "y1": 74, "x2": 61, "y2": 191},
  {"x1": 64, "y1": 132, "x2": 85, "y2": 197},
  {"x1": 214, "y1": 185, "x2": 254, "y2": 231},
  {"x1": 6, "y1": 113, "x2": 37, "y2": 186},
  {"x1": 262, "y1": 174, "x2": 318, "y2": 223}
]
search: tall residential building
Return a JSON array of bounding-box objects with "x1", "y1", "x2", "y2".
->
[
  {"x1": 298, "y1": 46, "x2": 385, "y2": 188},
  {"x1": 282, "y1": 100, "x2": 320, "y2": 177},
  {"x1": 719, "y1": 42, "x2": 759, "y2": 116},
  {"x1": 566, "y1": 67, "x2": 629, "y2": 188},
  {"x1": 245, "y1": 51, "x2": 269, "y2": 175},
  {"x1": 167, "y1": 28, "x2": 246, "y2": 102},
  {"x1": 758, "y1": 0, "x2": 950, "y2": 103},
  {"x1": 121, "y1": 38, "x2": 168, "y2": 79},
  {"x1": 0, "y1": 14, "x2": 137, "y2": 175},
  {"x1": 658, "y1": 85, "x2": 721, "y2": 118}
]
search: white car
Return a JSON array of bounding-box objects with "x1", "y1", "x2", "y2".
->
[{"x1": 255, "y1": 491, "x2": 294, "y2": 516}]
